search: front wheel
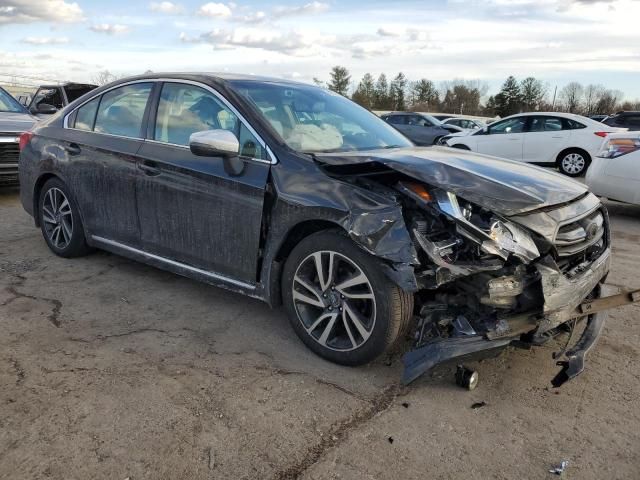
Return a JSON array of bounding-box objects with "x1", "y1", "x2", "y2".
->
[
  {"x1": 282, "y1": 231, "x2": 413, "y2": 366},
  {"x1": 557, "y1": 149, "x2": 590, "y2": 177}
]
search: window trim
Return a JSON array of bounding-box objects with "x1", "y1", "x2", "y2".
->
[{"x1": 63, "y1": 78, "x2": 277, "y2": 165}]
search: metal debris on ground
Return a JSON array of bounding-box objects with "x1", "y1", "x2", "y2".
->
[{"x1": 549, "y1": 460, "x2": 569, "y2": 476}]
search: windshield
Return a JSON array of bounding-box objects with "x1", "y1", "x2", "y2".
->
[
  {"x1": 228, "y1": 80, "x2": 412, "y2": 153},
  {"x1": 0, "y1": 88, "x2": 27, "y2": 113}
]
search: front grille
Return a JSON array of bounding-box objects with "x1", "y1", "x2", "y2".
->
[
  {"x1": 0, "y1": 142, "x2": 19, "y2": 165},
  {"x1": 554, "y1": 207, "x2": 609, "y2": 277}
]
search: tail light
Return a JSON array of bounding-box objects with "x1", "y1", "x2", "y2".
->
[
  {"x1": 597, "y1": 137, "x2": 640, "y2": 158},
  {"x1": 19, "y1": 132, "x2": 34, "y2": 151},
  {"x1": 594, "y1": 132, "x2": 609, "y2": 138}
]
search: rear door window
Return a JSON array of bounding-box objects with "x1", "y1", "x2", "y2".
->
[
  {"x1": 65, "y1": 85, "x2": 96, "y2": 103},
  {"x1": 94, "y1": 83, "x2": 152, "y2": 138}
]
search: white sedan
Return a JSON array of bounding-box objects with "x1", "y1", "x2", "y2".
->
[
  {"x1": 587, "y1": 133, "x2": 640, "y2": 206},
  {"x1": 444, "y1": 112, "x2": 624, "y2": 177}
]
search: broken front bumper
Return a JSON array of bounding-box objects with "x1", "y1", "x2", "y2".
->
[{"x1": 402, "y1": 249, "x2": 611, "y2": 386}]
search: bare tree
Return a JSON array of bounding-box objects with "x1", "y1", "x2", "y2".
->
[
  {"x1": 583, "y1": 84, "x2": 605, "y2": 116},
  {"x1": 558, "y1": 82, "x2": 584, "y2": 113},
  {"x1": 91, "y1": 70, "x2": 121, "y2": 86}
]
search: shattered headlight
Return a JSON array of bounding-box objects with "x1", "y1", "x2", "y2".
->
[
  {"x1": 432, "y1": 189, "x2": 540, "y2": 262},
  {"x1": 488, "y1": 220, "x2": 540, "y2": 262}
]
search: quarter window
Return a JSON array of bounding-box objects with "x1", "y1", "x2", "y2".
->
[
  {"x1": 74, "y1": 96, "x2": 100, "y2": 131},
  {"x1": 94, "y1": 83, "x2": 152, "y2": 138},
  {"x1": 154, "y1": 83, "x2": 266, "y2": 159}
]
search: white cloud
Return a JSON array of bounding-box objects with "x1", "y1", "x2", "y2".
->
[
  {"x1": 273, "y1": 1, "x2": 329, "y2": 18},
  {"x1": 150, "y1": 1, "x2": 184, "y2": 14},
  {"x1": 0, "y1": 0, "x2": 83, "y2": 24},
  {"x1": 197, "y1": 2, "x2": 232, "y2": 18},
  {"x1": 90, "y1": 24, "x2": 131, "y2": 35},
  {"x1": 22, "y1": 36, "x2": 70, "y2": 45},
  {"x1": 377, "y1": 26, "x2": 404, "y2": 37},
  {"x1": 233, "y1": 11, "x2": 268, "y2": 23},
  {"x1": 182, "y1": 26, "x2": 337, "y2": 57}
]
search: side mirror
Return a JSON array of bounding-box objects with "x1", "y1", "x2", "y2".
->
[
  {"x1": 481, "y1": 126, "x2": 489, "y2": 135},
  {"x1": 35, "y1": 103, "x2": 58, "y2": 114},
  {"x1": 189, "y1": 129, "x2": 239, "y2": 158}
]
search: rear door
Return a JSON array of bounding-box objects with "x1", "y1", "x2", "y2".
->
[
  {"x1": 476, "y1": 116, "x2": 526, "y2": 160},
  {"x1": 522, "y1": 116, "x2": 569, "y2": 163},
  {"x1": 63, "y1": 82, "x2": 154, "y2": 247},
  {"x1": 401, "y1": 114, "x2": 439, "y2": 145},
  {"x1": 135, "y1": 81, "x2": 271, "y2": 283}
]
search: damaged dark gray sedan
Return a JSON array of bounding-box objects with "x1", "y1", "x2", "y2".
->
[{"x1": 18, "y1": 73, "x2": 610, "y2": 386}]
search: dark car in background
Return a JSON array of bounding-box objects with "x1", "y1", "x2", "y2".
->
[
  {"x1": 380, "y1": 112, "x2": 460, "y2": 145},
  {"x1": 18, "y1": 73, "x2": 611, "y2": 385},
  {"x1": 602, "y1": 111, "x2": 640, "y2": 131},
  {"x1": 28, "y1": 82, "x2": 97, "y2": 116},
  {"x1": 0, "y1": 86, "x2": 36, "y2": 185}
]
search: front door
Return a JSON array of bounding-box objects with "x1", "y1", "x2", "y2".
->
[
  {"x1": 135, "y1": 82, "x2": 270, "y2": 283},
  {"x1": 476, "y1": 116, "x2": 526, "y2": 160}
]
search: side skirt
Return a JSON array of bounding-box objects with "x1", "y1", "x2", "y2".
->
[{"x1": 90, "y1": 235, "x2": 266, "y2": 301}]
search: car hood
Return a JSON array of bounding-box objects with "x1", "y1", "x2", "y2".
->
[
  {"x1": 0, "y1": 111, "x2": 37, "y2": 134},
  {"x1": 316, "y1": 146, "x2": 588, "y2": 215}
]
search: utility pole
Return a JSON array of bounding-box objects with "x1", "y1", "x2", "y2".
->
[{"x1": 551, "y1": 85, "x2": 557, "y2": 110}]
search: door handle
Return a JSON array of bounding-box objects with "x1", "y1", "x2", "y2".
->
[
  {"x1": 65, "y1": 143, "x2": 81, "y2": 155},
  {"x1": 552, "y1": 136, "x2": 563, "y2": 139},
  {"x1": 138, "y1": 162, "x2": 161, "y2": 176}
]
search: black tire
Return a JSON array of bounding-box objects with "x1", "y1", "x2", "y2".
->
[
  {"x1": 557, "y1": 148, "x2": 591, "y2": 177},
  {"x1": 451, "y1": 144, "x2": 470, "y2": 150},
  {"x1": 282, "y1": 230, "x2": 413, "y2": 366},
  {"x1": 433, "y1": 136, "x2": 443, "y2": 146},
  {"x1": 38, "y1": 177, "x2": 91, "y2": 258}
]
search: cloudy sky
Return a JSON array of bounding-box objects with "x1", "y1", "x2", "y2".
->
[{"x1": 1, "y1": 0, "x2": 639, "y2": 98}]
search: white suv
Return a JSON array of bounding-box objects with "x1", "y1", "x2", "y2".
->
[{"x1": 444, "y1": 112, "x2": 624, "y2": 176}]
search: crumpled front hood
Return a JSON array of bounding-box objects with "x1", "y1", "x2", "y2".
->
[
  {"x1": 316, "y1": 146, "x2": 588, "y2": 215},
  {"x1": 0, "y1": 111, "x2": 37, "y2": 134}
]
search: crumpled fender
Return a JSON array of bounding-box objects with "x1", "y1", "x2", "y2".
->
[{"x1": 261, "y1": 158, "x2": 420, "y2": 303}]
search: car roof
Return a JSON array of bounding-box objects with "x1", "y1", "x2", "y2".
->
[
  {"x1": 38, "y1": 82, "x2": 97, "y2": 88},
  {"x1": 106, "y1": 72, "x2": 309, "y2": 87}
]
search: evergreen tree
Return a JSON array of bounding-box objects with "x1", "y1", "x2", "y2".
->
[
  {"x1": 374, "y1": 73, "x2": 391, "y2": 109},
  {"x1": 390, "y1": 72, "x2": 408, "y2": 110},
  {"x1": 351, "y1": 73, "x2": 376, "y2": 108},
  {"x1": 494, "y1": 76, "x2": 523, "y2": 117},
  {"x1": 410, "y1": 79, "x2": 439, "y2": 110},
  {"x1": 520, "y1": 77, "x2": 546, "y2": 111},
  {"x1": 327, "y1": 66, "x2": 351, "y2": 96}
]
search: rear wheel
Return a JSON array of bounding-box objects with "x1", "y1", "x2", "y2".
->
[
  {"x1": 38, "y1": 178, "x2": 91, "y2": 258},
  {"x1": 282, "y1": 230, "x2": 413, "y2": 366},
  {"x1": 557, "y1": 149, "x2": 590, "y2": 177}
]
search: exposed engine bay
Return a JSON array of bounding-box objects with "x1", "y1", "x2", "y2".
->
[{"x1": 320, "y1": 159, "x2": 611, "y2": 386}]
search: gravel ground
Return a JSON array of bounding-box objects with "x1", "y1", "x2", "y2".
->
[{"x1": 1, "y1": 186, "x2": 639, "y2": 480}]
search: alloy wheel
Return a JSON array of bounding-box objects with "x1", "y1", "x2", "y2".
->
[
  {"x1": 42, "y1": 187, "x2": 73, "y2": 250},
  {"x1": 561, "y1": 153, "x2": 585, "y2": 175},
  {"x1": 292, "y1": 251, "x2": 376, "y2": 352}
]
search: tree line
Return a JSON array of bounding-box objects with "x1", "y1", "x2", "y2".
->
[{"x1": 322, "y1": 66, "x2": 639, "y2": 117}]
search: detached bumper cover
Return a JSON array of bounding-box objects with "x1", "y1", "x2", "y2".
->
[
  {"x1": 402, "y1": 279, "x2": 610, "y2": 386},
  {"x1": 551, "y1": 309, "x2": 607, "y2": 387}
]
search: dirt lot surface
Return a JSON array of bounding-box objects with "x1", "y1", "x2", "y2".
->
[{"x1": 1, "y1": 186, "x2": 639, "y2": 480}]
